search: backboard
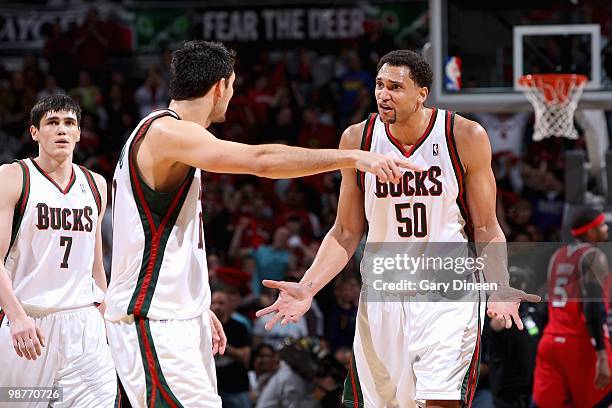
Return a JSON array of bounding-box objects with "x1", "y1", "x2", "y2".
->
[{"x1": 428, "y1": 0, "x2": 612, "y2": 112}]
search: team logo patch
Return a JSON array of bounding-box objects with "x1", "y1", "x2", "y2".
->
[{"x1": 433, "y1": 143, "x2": 439, "y2": 156}]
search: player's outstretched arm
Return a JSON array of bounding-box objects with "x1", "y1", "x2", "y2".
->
[
  {"x1": 0, "y1": 163, "x2": 46, "y2": 360},
  {"x1": 456, "y1": 117, "x2": 540, "y2": 330},
  {"x1": 255, "y1": 123, "x2": 367, "y2": 330},
  {"x1": 148, "y1": 117, "x2": 420, "y2": 181}
]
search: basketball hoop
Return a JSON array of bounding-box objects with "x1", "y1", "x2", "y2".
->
[{"x1": 518, "y1": 74, "x2": 588, "y2": 141}]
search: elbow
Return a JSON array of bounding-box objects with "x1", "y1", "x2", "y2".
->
[
  {"x1": 250, "y1": 147, "x2": 274, "y2": 178},
  {"x1": 333, "y1": 223, "x2": 361, "y2": 252},
  {"x1": 472, "y1": 221, "x2": 504, "y2": 241}
]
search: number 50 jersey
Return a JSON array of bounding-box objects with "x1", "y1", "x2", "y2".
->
[
  {"x1": 4, "y1": 158, "x2": 103, "y2": 315},
  {"x1": 358, "y1": 108, "x2": 471, "y2": 244}
]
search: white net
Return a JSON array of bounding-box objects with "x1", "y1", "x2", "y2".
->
[{"x1": 518, "y1": 74, "x2": 587, "y2": 141}]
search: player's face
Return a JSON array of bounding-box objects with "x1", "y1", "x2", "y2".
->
[
  {"x1": 210, "y1": 72, "x2": 236, "y2": 124},
  {"x1": 375, "y1": 64, "x2": 428, "y2": 124},
  {"x1": 30, "y1": 111, "x2": 80, "y2": 160}
]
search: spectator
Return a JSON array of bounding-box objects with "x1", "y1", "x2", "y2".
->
[
  {"x1": 253, "y1": 287, "x2": 308, "y2": 350},
  {"x1": 74, "y1": 7, "x2": 110, "y2": 75},
  {"x1": 211, "y1": 289, "x2": 252, "y2": 408},
  {"x1": 231, "y1": 225, "x2": 293, "y2": 296},
  {"x1": 488, "y1": 266, "x2": 541, "y2": 408},
  {"x1": 42, "y1": 22, "x2": 74, "y2": 87},
  {"x1": 22, "y1": 55, "x2": 45, "y2": 91},
  {"x1": 0, "y1": 71, "x2": 36, "y2": 137},
  {"x1": 338, "y1": 51, "x2": 373, "y2": 127},
  {"x1": 69, "y1": 70, "x2": 101, "y2": 114},
  {"x1": 297, "y1": 108, "x2": 337, "y2": 149},
  {"x1": 249, "y1": 345, "x2": 280, "y2": 405},
  {"x1": 134, "y1": 66, "x2": 169, "y2": 117},
  {"x1": 256, "y1": 338, "x2": 333, "y2": 408},
  {"x1": 324, "y1": 274, "x2": 359, "y2": 352},
  {"x1": 36, "y1": 76, "x2": 66, "y2": 100},
  {"x1": 103, "y1": 83, "x2": 137, "y2": 150}
]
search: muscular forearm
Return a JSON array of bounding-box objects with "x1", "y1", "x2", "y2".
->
[
  {"x1": 0, "y1": 264, "x2": 27, "y2": 320},
  {"x1": 474, "y1": 223, "x2": 510, "y2": 286},
  {"x1": 299, "y1": 226, "x2": 361, "y2": 295},
  {"x1": 253, "y1": 145, "x2": 359, "y2": 179}
]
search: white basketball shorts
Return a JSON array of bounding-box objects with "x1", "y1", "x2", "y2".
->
[
  {"x1": 343, "y1": 276, "x2": 485, "y2": 408},
  {"x1": 105, "y1": 312, "x2": 221, "y2": 408},
  {"x1": 0, "y1": 306, "x2": 118, "y2": 408}
]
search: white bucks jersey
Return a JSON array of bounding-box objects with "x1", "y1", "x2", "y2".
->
[
  {"x1": 105, "y1": 109, "x2": 210, "y2": 321},
  {"x1": 358, "y1": 108, "x2": 471, "y2": 243},
  {"x1": 4, "y1": 159, "x2": 103, "y2": 314}
]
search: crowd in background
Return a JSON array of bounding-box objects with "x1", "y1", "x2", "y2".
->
[{"x1": 0, "y1": 9, "x2": 595, "y2": 408}]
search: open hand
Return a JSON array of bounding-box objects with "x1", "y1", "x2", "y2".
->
[
  {"x1": 487, "y1": 286, "x2": 541, "y2": 330},
  {"x1": 255, "y1": 280, "x2": 313, "y2": 330}
]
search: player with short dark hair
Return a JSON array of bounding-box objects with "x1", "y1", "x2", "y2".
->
[
  {"x1": 533, "y1": 208, "x2": 612, "y2": 407},
  {"x1": 0, "y1": 94, "x2": 117, "y2": 407},
  {"x1": 257, "y1": 49, "x2": 539, "y2": 407},
  {"x1": 104, "y1": 40, "x2": 419, "y2": 407}
]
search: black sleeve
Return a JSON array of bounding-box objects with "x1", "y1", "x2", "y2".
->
[
  {"x1": 232, "y1": 321, "x2": 251, "y2": 348},
  {"x1": 583, "y1": 282, "x2": 606, "y2": 351}
]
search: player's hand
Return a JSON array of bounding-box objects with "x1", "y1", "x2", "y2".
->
[
  {"x1": 595, "y1": 350, "x2": 611, "y2": 389},
  {"x1": 487, "y1": 286, "x2": 541, "y2": 330},
  {"x1": 10, "y1": 315, "x2": 45, "y2": 360},
  {"x1": 208, "y1": 310, "x2": 226, "y2": 356},
  {"x1": 255, "y1": 280, "x2": 313, "y2": 330},
  {"x1": 354, "y1": 151, "x2": 424, "y2": 184}
]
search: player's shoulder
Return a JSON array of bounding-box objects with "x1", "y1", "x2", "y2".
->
[
  {"x1": 452, "y1": 113, "x2": 488, "y2": 145},
  {"x1": 86, "y1": 170, "x2": 106, "y2": 186},
  {"x1": 148, "y1": 115, "x2": 208, "y2": 139},
  {"x1": 76, "y1": 165, "x2": 107, "y2": 198},
  {"x1": 340, "y1": 115, "x2": 375, "y2": 149},
  {"x1": 451, "y1": 112, "x2": 491, "y2": 164},
  {"x1": 0, "y1": 162, "x2": 25, "y2": 204}
]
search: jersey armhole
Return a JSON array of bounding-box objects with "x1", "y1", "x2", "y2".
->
[
  {"x1": 356, "y1": 113, "x2": 378, "y2": 192},
  {"x1": 78, "y1": 165, "x2": 102, "y2": 215},
  {"x1": 7, "y1": 159, "x2": 30, "y2": 260},
  {"x1": 444, "y1": 111, "x2": 474, "y2": 241}
]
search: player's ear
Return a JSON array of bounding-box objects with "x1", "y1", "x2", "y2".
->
[
  {"x1": 215, "y1": 78, "x2": 226, "y2": 99},
  {"x1": 76, "y1": 126, "x2": 81, "y2": 142},
  {"x1": 418, "y1": 86, "x2": 429, "y2": 104},
  {"x1": 30, "y1": 125, "x2": 39, "y2": 142}
]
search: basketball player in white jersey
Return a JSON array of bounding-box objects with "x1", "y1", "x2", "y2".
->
[
  {"x1": 257, "y1": 50, "x2": 541, "y2": 407},
  {"x1": 0, "y1": 95, "x2": 117, "y2": 407},
  {"x1": 104, "y1": 41, "x2": 419, "y2": 408}
]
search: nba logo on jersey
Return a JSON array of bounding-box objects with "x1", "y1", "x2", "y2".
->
[
  {"x1": 80, "y1": 183, "x2": 86, "y2": 194},
  {"x1": 433, "y1": 143, "x2": 439, "y2": 156}
]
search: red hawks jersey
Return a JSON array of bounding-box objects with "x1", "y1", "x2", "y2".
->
[{"x1": 544, "y1": 242, "x2": 610, "y2": 337}]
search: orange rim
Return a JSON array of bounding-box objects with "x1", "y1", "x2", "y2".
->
[{"x1": 518, "y1": 73, "x2": 588, "y2": 103}]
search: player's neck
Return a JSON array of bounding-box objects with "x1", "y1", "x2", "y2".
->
[
  {"x1": 168, "y1": 98, "x2": 214, "y2": 128},
  {"x1": 33, "y1": 154, "x2": 73, "y2": 182},
  {"x1": 388, "y1": 106, "x2": 432, "y2": 146}
]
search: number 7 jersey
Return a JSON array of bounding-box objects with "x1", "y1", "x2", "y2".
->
[
  {"x1": 4, "y1": 158, "x2": 103, "y2": 314},
  {"x1": 104, "y1": 109, "x2": 210, "y2": 322},
  {"x1": 358, "y1": 108, "x2": 471, "y2": 244}
]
